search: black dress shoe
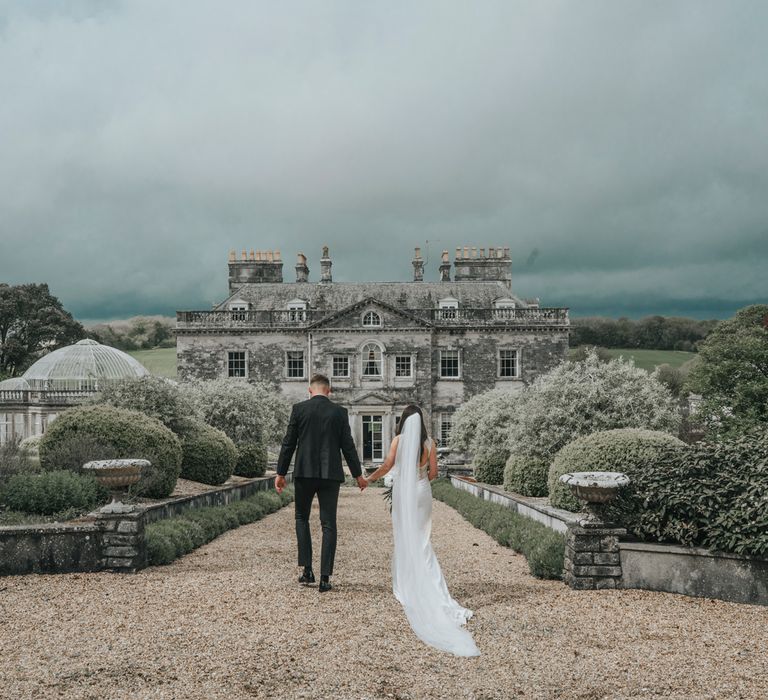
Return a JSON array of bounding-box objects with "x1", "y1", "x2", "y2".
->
[
  {"x1": 299, "y1": 570, "x2": 315, "y2": 585},
  {"x1": 319, "y1": 577, "x2": 332, "y2": 593}
]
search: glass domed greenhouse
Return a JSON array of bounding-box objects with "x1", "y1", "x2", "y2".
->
[{"x1": 0, "y1": 339, "x2": 150, "y2": 444}]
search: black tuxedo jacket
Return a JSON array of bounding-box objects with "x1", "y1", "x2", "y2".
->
[{"x1": 276, "y1": 395, "x2": 362, "y2": 481}]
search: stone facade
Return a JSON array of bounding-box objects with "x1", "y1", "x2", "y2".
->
[{"x1": 177, "y1": 246, "x2": 569, "y2": 463}]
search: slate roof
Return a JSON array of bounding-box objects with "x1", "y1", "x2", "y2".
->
[{"x1": 215, "y1": 281, "x2": 529, "y2": 312}]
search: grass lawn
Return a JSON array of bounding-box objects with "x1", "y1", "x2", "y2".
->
[
  {"x1": 128, "y1": 347, "x2": 177, "y2": 378},
  {"x1": 569, "y1": 347, "x2": 697, "y2": 371}
]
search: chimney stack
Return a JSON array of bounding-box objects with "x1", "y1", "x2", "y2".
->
[
  {"x1": 453, "y1": 244, "x2": 512, "y2": 288},
  {"x1": 228, "y1": 247, "x2": 284, "y2": 292},
  {"x1": 412, "y1": 247, "x2": 424, "y2": 282},
  {"x1": 439, "y1": 250, "x2": 451, "y2": 282},
  {"x1": 295, "y1": 252, "x2": 309, "y2": 283},
  {"x1": 320, "y1": 246, "x2": 333, "y2": 284}
]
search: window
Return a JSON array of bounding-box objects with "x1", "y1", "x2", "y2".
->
[
  {"x1": 498, "y1": 349, "x2": 519, "y2": 378},
  {"x1": 229, "y1": 301, "x2": 248, "y2": 321},
  {"x1": 439, "y1": 413, "x2": 453, "y2": 447},
  {"x1": 228, "y1": 351, "x2": 246, "y2": 378},
  {"x1": 439, "y1": 349, "x2": 460, "y2": 378},
  {"x1": 287, "y1": 299, "x2": 307, "y2": 322},
  {"x1": 395, "y1": 355, "x2": 412, "y2": 378},
  {"x1": 286, "y1": 350, "x2": 305, "y2": 378},
  {"x1": 493, "y1": 298, "x2": 516, "y2": 309},
  {"x1": 438, "y1": 297, "x2": 459, "y2": 320},
  {"x1": 362, "y1": 343, "x2": 382, "y2": 377},
  {"x1": 363, "y1": 311, "x2": 382, "y2": 327},
  {"x1": 332, "y1": 355, "x2": 350, "y2": 378}
]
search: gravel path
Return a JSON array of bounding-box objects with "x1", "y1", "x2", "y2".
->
[{"x1": 1, "y1": 487, "x2": 766, "y2": 700}]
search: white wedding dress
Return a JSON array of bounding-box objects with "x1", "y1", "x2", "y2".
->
[{"x1": 390, "y1": 413, "x2": 480, "y2": 657}]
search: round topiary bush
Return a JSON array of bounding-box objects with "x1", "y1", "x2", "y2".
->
[
  {"x1": 548, "y1": 428, "x2": 687, "y2": 513},
  {"x1": 472, "y1": 447, "x2": 507, "y2": 485},
  {"x1": 503, "y1": 454, "x2": 549, "y2": 497},
  {"x1": 234, "y1": 442, "x2": 268, "y2": 478},
  {"x1": 39, "y1": 405, "x2": 182, "y2": 498},
  {"x1": 178, "y1": 420, "x2": 237, "y2": 486},
  {"x1": 1, "y1": 470, "x2": 109, "y2": 515}
]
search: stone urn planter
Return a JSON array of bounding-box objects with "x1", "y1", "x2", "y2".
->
[
  {"x1": 82, "y1": 459, "x2": 150, "y2": 514},
  {"x1": 558, "y1": 471, "x2": 630, "y2": 527}
]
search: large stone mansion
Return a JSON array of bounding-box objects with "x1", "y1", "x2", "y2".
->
[{"x1": 176, "y1": 246, "x2": 569, "y2": 463}]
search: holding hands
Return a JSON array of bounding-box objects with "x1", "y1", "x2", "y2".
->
[{"x1": 356, "y1": 475, "x2": 368, "y2": 491}]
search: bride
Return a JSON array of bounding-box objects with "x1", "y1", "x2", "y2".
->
[{"x1": 365, "y1": 405, "x2": 480, "y2": 657}]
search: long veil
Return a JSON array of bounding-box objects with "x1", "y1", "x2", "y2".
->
[{"x1": 391, "y1": 413, "x2": 480, "y2": 657}]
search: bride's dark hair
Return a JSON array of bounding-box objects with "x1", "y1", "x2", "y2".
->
[{"x1": 396, "y1": 404, "x2": 429, "y2": 461}]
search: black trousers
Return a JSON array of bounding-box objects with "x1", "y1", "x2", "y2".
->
[{"x1": 293, "y1": 477, "x2": 341, "y2": 577}]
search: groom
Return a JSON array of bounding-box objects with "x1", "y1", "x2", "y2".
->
[{"x1": 275, "y1": 373, "x2": 367, "y2": 592}]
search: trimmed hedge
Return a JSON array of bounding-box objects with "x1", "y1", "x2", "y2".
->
[
  {"x1": 39, "y1": 405, "x2": 182, "y2": 498},
  {"x1": 623, "y1": 428, "x2": 768, "y2": 556},
  {"x1": 503, "y1": 454, "x2": 549, "y2": 497},
  {"x1": 0, "y1": 470, "x2": 109, "y2": 515},
  {"x1": 234, "y1": 442, "x2": 268, "y2": 478},
  {"x1": 472, "y1": 448, "x2": 507, "y2": 485},
  {"x1": 146, "y1": 486, "x2": 294, "y2": 565},
  {"x1": 179, "y1": 420, "x2": 237, "y2": 486},
  {"x1": 431, "y1": 479, "x2": 564, "y2": 579},
  {"x1": 548, "y1": 428, "x2": 686, "y2": 513}
]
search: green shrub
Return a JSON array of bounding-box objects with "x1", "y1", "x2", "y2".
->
[
  {"x1": 510, "y1": 351, "x2": 681, "y2": 470},
  {"x1": 526, "y1": 530, "x2": 567, "y2": 579},
  {"x1": 431, "y1": 479, "x2": 564, "y2": 580},
  {"x1": 503, "y1": 454, "x2": 549, "y2": 497},
  {"x1": 145, "y1": 485, "x2": 294, "y2": 566},
  {"x1": 548, "y1": 428, "x2": 687, "y2": 513},
  {"x1": 234, "y1": 442, "x2": 268, "y2": 478},
  {"x1": 178, "y1": 420, "x2": 237, "y2": 485},
  {"x1": 0, "y1": 437, "x2": 38, "y2": 485},
  {"x1": 91, "y1": 375, "x2": 198, "y2": 433},
  {"x1": 39, "y1": 405, "x2": 182, "y2": 498},
  {"x1": 626, "y1": 428, "x2": 768, "y2": 556},
  {"x1": 0, "y1": 470, "x2": 109, "y2": 515},
  {"x1": 472, "y1": 448, "x2": 507, "y2": 485}
]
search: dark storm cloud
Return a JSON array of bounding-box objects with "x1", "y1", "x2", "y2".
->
[{"x1": 0, "y1": 1, "x2": 766, "y2": 320}]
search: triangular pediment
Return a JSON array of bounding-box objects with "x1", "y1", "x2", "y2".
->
[
  {"x1": 308, "y1": 297, "x2": 432, "y2": 330},
  {"x1": 350, "y1": 391, "x2": 394, "y2": 406}
]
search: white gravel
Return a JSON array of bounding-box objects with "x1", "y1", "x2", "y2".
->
[{"x1": 0, "y1": 487, "x2": 766, "y2": 699}]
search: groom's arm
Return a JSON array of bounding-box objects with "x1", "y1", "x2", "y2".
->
[
  {"x1": 339, "y1": 407, "x2": 363, "y2": 479},
  {"x1": 276, "y1": 405, "x2": 299, "y2": 477}
]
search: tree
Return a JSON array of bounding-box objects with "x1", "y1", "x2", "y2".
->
[
  {"x1": 0, "y1": 283, "x2": 85, "y2": 376},
  {"x1": 687, "y1": 304, "x2": 768, "y2": 433},
  {"x1": 508, "y1": 350, "x2": 680, "y2": 466}
]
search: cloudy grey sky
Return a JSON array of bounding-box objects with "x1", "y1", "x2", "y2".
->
[{"x1": 1, "y1": 0, "x2": 766, "y2": 320}]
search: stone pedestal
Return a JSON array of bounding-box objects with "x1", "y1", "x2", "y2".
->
[
  {"x1": 94, "y1": 509, "x2": 147, "y2": 573},
  {"x1": 564, "y1": 523, "x2": 625, "y2": 590}
]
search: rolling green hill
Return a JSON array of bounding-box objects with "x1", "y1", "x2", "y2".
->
[
  {"x1": 569, "y1": 347, "x2": 697, "y2": 372},
  {"x1": 128, "y1": 347, "x2": 177, "y2": 378}
]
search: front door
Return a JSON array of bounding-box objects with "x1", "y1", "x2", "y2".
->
[{"x1": 362, "y1": 415, "x2": 384, "y2": 461}]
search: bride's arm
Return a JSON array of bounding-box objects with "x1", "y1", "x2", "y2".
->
[
  {"x1": 367, "y1": 436, "x2": 399, "y2": 483},
  {"x1": 428, "y1": 439, "x2": 438, "y2": 481}
]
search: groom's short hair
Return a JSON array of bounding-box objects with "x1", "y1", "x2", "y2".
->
[{"x1": 310, "y1": 373, "x2": 330, "y2": 389}]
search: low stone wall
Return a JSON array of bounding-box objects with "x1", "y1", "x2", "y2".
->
[
  {"x1": 621, "y1": 542, "x2": 768, "y2": 607},
  {"x1": 449, "y1": 476, "x2": 768, "y2": 606},
  {"x1": 0, "y1": 474, "x2": 280, "y2": 576},
  {"x1": 449, "y1": 475, "x2": 578, "y2": 533},
  {"x1": 0, "y1": 522, "x2": 103, "y2": 576}
]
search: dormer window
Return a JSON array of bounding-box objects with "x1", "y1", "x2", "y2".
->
[
  {"x1": 438, "y1": 297, "x2": 459, "y2": 320},
  {"x1": 228, "y1": 299, "x2": 249, "y2": 321},
  {"x1": 363, "y1": 311, "x2": 382, "y2": 327},
  {"x1": 287, "y1": 298, "x2": 308, "y2": 322},
  {"x1": 494, "y1": 298, "x2": 516, "y2": 309}
]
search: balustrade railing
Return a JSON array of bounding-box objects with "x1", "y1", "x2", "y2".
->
[
  {"x1": 0, "y1": 389, "x2": 94, "y2": 404},
  {"x1": 176, "y1": 306, "x2": 569, "y2": 329}
]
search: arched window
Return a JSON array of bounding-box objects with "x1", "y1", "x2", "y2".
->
[
  {"x1": 361, "y1": 342, "x2": 383, "y2": 377},
  {"x1": 362, "y1": 311, "x2": 382, "y2": 327}
]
